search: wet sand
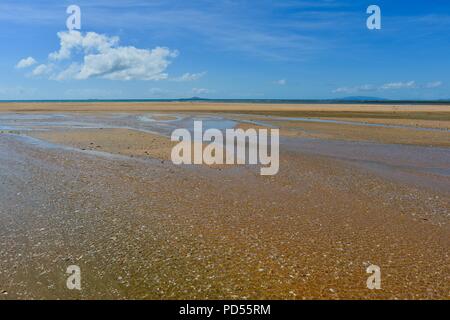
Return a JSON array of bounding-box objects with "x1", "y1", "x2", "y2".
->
[
  {"x1": 31, "y1": 128, "x2": 176, "y2": 161},
  {"x1": 0, "y1": 106, "x2": 449, "y2": 299},
  {"x1": 236, "y1": 120, "x2": 450, "y2": 147},
  {"x1": 325, "y1": 118, "x2": 450, "y2": 130}
]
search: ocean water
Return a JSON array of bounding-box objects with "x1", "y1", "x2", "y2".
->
[{"x1": 1, "y1": 98, "x2": 450, "y2": 105}]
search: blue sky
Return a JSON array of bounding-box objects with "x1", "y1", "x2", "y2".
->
[{"x1": 1, "y1": 0, "x2": 449, "y2": 100}]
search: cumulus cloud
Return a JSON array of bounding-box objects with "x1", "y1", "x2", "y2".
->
[
  {"x1": 77, "y1": 46, "x2": 177, "y2": 80},
  {"x1": 52, "y1": 63, "x2": 81, "y2": 80},
  {"x1": 172, "y1": 72, "x2": 206, "y2": 82},
  {"x1": 16, "y1": 57, "x2": 37, "y2": 69},
  {"x1": 31, "y1": 64, "x2": 53, "y2": 76},
  {"x1": 274, "y1": 79, "x2": 287, "y2": 85},
  {"x1": 49, "y1": 31, "x2": 119, "y2": 61},
  {"x1": 21, "y1": 30, "x2": 178, "y2": 81}
]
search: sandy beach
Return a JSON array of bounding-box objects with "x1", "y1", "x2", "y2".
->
[
  {"x1": 1, "y1": 101, "x2": 450, "y2": 113},
  {"x1": 0, "y1": 102, "x2": 449, "y2": 299}
]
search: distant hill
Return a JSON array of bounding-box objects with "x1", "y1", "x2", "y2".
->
[
  {"x1": 178, "y1": 97, "x2": 210, "y2": 101},
  {"x1": 337, "y1": 96, "x2": 389, "y2": 101},
  {"x1": 176, "y1": 96, "x2": 392, "y2": 103}
]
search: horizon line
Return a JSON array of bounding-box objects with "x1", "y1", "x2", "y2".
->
[{"x1": 1, "y1": 98, "x2": 450, "y2": 105}]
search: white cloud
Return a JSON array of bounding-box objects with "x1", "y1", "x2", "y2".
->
[
  {"x1": 22, "y1": 30, "x2": 178, "y2": 81},
  {"x1": 52, "y1": 63, "x2": 81, "y2": 81},
  {"x1": 425, "y1": 81, "x2": 443, "y2": 88},
  {"x1": 274, "y1": 79, "x2": 286, "y2": 85},
  {"x1": 380, "y1": 81, "x2": 416, "y2": 90},
  {"x1": 192, "y1": 88, "x2": 210, "y2": 95},
  {"x1": 77, "y1": 46, "x2": 177, "y2": 80},
  {"x1": 332, "y1": 84, "x2": 374, "y2": 94},
  {"x1": 49, "y1": 31, "x2": 119, "y2": 61},
  {"x1": 333, "y1": 81, "x2": 423, "y2": 94},
  {"x1": 172, "y1": 72, "x2": 206, "y2": 82},
  {"x1": 31, "y1": 64, "x2": 53, "y2": 76},
  {"x1": 16, "y1": 57, "x2": 37, "y2": 69}
]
